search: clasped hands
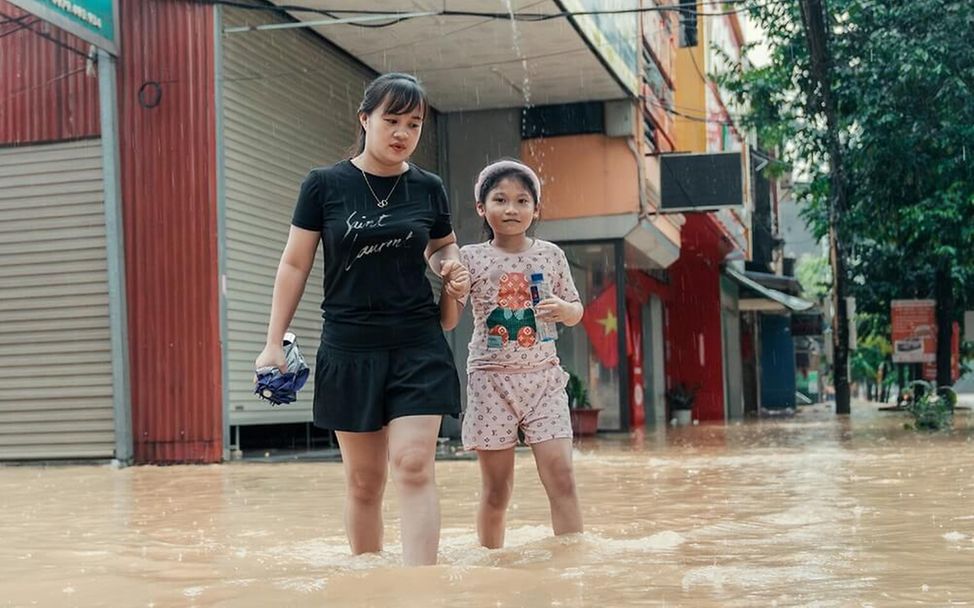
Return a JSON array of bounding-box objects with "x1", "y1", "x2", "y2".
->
[{"x1": 439, "y1": 260, "x2": 471, "y2": 301}]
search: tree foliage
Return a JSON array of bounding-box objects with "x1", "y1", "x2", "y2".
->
[
  {"x1": 795, "y1": 253, "x2": 831, "y2": 300},
  {"x1": 719, "y1": 0, "x2": 974, "y2": 366}
]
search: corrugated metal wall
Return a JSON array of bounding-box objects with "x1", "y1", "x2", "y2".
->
[
  {"x1": 221, "y1": 7, "x2": 438, "y2": 427},
  {"x1": 0, "y1": 0, "x2": 100, "y2": 144},
  {"x1": 0, "y1": 139, "x2": 115, "y2": 459},
  {"x1": 118, "y1": 0, "x2": 221, "y2": 463}
]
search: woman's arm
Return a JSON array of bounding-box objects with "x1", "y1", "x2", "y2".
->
[
  {"x1": 426, "y1": 231, "x2": 459, "y2": 275},
  {"x1": 427, "y1": 231, "x2": 470, "y2": 301},
  {"x1": 255, "y1": 226, "x2": 320, "y2": 371}
]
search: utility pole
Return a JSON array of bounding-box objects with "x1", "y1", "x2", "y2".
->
[
  {"x1": 799, "y1": 0, "x2": 851, "y2": 414},
  {"x1": 935, "y1": 260, "x2": 953, "y2": 389}
]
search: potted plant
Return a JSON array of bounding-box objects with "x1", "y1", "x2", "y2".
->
[
  {"x1": 566, "y1": 369, "x2": 601, "y2": 436},
  {"x1": 904, "y1": 380, "x2": 955, "y2": 431},
  {"x1": 666, "y1": 382, "x2": 699, "y2": 426}
]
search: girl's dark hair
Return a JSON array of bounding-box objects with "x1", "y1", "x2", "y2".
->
[
  {"x1": 353, "y1": 73, "x2": 428, "y2": 155},
  {"x1": 477, "y1": 166, "x2": 540, "y2": 241}
]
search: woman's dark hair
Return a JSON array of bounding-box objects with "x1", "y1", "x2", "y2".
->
[
  {"x1": 477, "y1": 166, "x2": 540, "y2": 241},
  {"x1": 353, "y1": 73, "x2": 428, "y2": 155}
]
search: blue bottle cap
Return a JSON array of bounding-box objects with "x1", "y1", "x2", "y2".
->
[{"x1": 530, "y1": 272, "x2": 545, "y2": 282}]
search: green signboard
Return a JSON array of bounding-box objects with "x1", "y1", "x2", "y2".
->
[{"x1": 10, "y1": 0, "x2": 117, "y2": 54}]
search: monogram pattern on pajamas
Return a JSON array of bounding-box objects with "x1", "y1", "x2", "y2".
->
[{"x1": 462, "y1": 366, "x2": 572, "y2": 450}]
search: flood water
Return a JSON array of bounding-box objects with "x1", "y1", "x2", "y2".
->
[{"x1": 2, "y1": 403, "x2": 973, "y2": 607}]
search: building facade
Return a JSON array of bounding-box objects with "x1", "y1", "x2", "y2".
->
[{"x1": 1, "y1": 0, "x2": 780, "y2": 461}]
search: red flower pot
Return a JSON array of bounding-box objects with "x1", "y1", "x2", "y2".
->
[{"x1": 570, "y1": 408, "x2": 602, "y2": 436}]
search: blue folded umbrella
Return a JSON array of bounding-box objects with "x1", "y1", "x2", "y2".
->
[{"x1": 254, "y1": 332, "x2": 310, "y2": 406}]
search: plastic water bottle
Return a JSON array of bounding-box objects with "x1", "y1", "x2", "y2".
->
[{"x1": 530, "y1": 272, "x2": 558, "y2": 342}]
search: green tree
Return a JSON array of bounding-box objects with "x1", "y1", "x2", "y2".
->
[
  {"x1": 795, "y1": 254, "x2": 831, "y2": 300},
  {"x1": 720, "y1": 0, "x2": 974, "y2": 389}
]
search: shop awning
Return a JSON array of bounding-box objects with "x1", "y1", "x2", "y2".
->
[
  {"x1": 246, "y1": 1, "x2": 633, "y2": 112},
  {"x1": 725, "y1": 266, "x2": 814, "y2": 313}
]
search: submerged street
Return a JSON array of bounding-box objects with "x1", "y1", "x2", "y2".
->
[{"x1": 3, "y1": 403, "x2": 972, "y2": 607}]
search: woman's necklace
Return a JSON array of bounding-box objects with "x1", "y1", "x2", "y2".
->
[{"x1": 361, "y1": 168, "x2": 403, "y2": 208}]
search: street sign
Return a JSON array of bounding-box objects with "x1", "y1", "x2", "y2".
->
[
  {"x1": 891, "y1": 300, "x2": 936, "y2": 363},
  {"x1": 9, "y1": 0, "x2": 117, "y2": 55}
]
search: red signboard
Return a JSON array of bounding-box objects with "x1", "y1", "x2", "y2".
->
[{"x1": 891, "y1": 300, "x2": 936, "y2": 363}]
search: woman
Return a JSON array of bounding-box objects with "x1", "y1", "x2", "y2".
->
[{"x1": 255, "y1": 73, "x2": 469, "y2": 566}]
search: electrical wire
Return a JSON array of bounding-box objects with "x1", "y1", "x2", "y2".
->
[
  {"x1": 0, "y1": 16, "x2": 41, "y2": 39},
  {"x1": 203, "y1": 0, "x2": 790, "y2": 29},
  {"x1": 0, "y1": 65, "x2": 89, "y2": 107},
  {"x1": 0, "y1": 13, "x2": 34, "y2": 26},
  {"x1": 644, "y1": 94, "x2": 743, "y2": 126},
  {"x1": 0, "y1": 9, "x2": 92, "y2": 58},
  {"x1": 220, "y1": 46, "x2": 591, "y2": 84},
  {"x1": 356, "y1": 0, "x2": 551, "y2": 57}
]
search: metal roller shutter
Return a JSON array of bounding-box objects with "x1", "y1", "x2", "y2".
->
[
  {"x1": 222, "y1": 8, "x2": 439, "y2": 426},
  {"x1": 0, "y1": 139, "x2": 115, "y2": 459}
]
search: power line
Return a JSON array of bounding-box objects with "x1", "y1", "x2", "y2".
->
[
  {"x1": 205, "y1": 0, "x2": 789, "y2": 29},
  {"x1": 0, "y1": 9, "x2": 92, "y2": 58},
  {"x1": 644, "y1": 95, "x2": 744, "y2": 126},
  {"x1": 220, "y1": 47, "x2": 591, "y2": 85},
  {"x1": 0, "y1": 65, "x2": 89, "y2": 107},
  {"x1": 0, "y1": 13, "x2": 34, "y2": 27},
  {"x1": 356, "y1": 0, "x2": 550, "y2": 57},
  {"x1": 0, "y1": 16, "x2": 41, "y2": 39}
]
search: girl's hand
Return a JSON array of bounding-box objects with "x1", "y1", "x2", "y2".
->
[
  {"x1": 535, "y1": 296, "x2": 572, "y2": 323},
  {"x1": 255, "y1": 344, "x2": 287, "y2": 375},
  {"x1": 440, "y1": 260, "x2": 471, "y2": 300}
]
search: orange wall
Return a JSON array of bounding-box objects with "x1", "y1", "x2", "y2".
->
[
  {"x1": 673, "y1": 43, "x2": 708, "y2": 153},
  {"x1": 521, "y1": 134, "x2": 639, "y2": 220}
]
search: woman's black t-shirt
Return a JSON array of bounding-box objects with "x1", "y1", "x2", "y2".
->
[{"x1": 291, "y1": 160, "x2": 453, "y2": 349}]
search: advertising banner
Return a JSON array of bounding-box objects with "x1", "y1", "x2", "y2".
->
[{"x1": 891, "y1": 300, "x2": 935, "y2": 363}]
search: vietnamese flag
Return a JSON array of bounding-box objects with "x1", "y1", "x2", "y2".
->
[{"x1": 582, "y1": 284, "x2": 621, "y2": 368}]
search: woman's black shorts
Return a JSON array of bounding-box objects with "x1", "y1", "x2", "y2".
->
[{"x1": 312, "y1": 323, "x2": 462, "y2": 432}]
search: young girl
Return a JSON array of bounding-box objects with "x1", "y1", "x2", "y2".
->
[
  {"x1": 442, "y1": 160, "x2": 584, "y2": 549},
  {"x1": 255, "y1": 73, "x2": 470, "y2": 566}
]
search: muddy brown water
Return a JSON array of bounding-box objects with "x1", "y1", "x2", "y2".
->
[{"x1": 2, "y1": 403, "x2": 972, "y2": 607}]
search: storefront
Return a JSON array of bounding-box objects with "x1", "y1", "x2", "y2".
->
[
  {"x1": 542, "y1": 226, "x2": 676, "y2": 432},
  {"x1": 0, "y1": 0, "x2": 130, "y2": 460},
  {"x1": 726, "y1": 265, "x2": 813, "y2": 413}
]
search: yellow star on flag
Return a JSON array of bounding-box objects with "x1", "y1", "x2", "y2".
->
[{"x1": 597, "y1": 310, "x2": 618, "y2": 336}]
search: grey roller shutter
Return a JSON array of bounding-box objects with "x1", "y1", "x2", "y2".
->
[{"x1": 0, "y1": 139, "x2": 115, "y2": 459}]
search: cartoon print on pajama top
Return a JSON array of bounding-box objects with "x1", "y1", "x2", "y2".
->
[{"x1": 485, "y1": 272, "x2": 539, "y2": 349}]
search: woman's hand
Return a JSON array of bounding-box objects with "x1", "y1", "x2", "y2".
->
[
  {"x1": 255, "y1": 343, "x2": 287, "y2": 375},
  {"x1": 440, "y1": 259, "x2": 471, "y2": 301}
]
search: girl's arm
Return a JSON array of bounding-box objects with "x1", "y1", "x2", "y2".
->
[
  {"x1": 440, "y1": 291, "x2": 464, "y2": 331},
  {"x1": 255, "y1": 226, "x2": 320, "y2": 371},
  {"x1": 534, "y1": 246, "x2": 584, "y2": 327},
  {"x1": 441, "y1": 244, "x2": 471, "y2": 331},
  {"x1": 559, "y1": 300, "x2": 584, "y2": 327},
  {"x1": 535, "y1": 298, "x2": 584, "y2": 327}
]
